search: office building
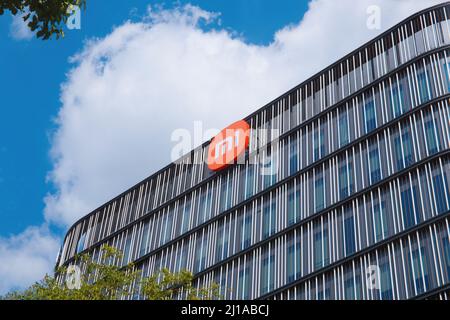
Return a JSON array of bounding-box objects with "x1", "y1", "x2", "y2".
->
[{"x1": 57, "y1": 3, "x2": 450, "y2": 300}]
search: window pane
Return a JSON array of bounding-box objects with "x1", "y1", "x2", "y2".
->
[
  {"x1": 314, "y1": 228, "x2": 323, "y2": 269},
  {"x1": 76, "y1": 231, "x2": 86, "y2": 254},
  {"x1": 369, "y1": 147, "x2": 381, "y2": 184},
  {"x1": 364, "y1": 99, "x2": 376, "y2": 133},
  {"x1": 402, "y1": 130, "x2": 414, "y2": 167},
  {"x1": 391, "y1": 81, "x2": 404, "y2": 118},
  {"x1": 344, "y1": 216, "x2": 356, "y2": 256},
  {"x1": 401, "y1": 188, "x2": 416, "y2": 229},
  {"x1": 418, "y1": 70, "x2": 430, "y2": 103},
  {"x1": 433, "y1": 174, "x2": 448, "y2": 214},
  {"x1": 339, "y1": 162, "x2": 349, "y2": 199},
  {"x1": 139, "y1": 221, "x2": 150, "y2": 257},
  {"x1": 315, "y1": 175, "x2": 325, "y2": 212},
  {"x1": 243, "y1": 212, "x2": 252, "y2": 249},
  {"x1": 290, "y1": 138, "x2": 298, "y2": 174},
  {"x1": 339, "y1": 110, "x2": 349, "y2": 146},
  {"x1": 425, "y1": 118, "x2": 438, "y2": 155},
  {"x1": 444, "y1": 62, "x2": 450, "y2": 92}
]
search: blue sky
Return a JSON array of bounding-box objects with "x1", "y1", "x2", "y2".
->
[{"x1": 0, "y1": 0, "x2": 309, "y2": 237}]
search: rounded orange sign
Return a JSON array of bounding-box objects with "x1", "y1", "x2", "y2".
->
[{"x1": 207, "y1": 120, "x2": 250, "y2": 171}]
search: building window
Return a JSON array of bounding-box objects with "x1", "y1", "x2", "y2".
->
[
  {"x1": 412, "y1": 185, "x2": 423, "y2": 224},
  {"x1": 205, "y1": 188, "x2": 213, "y2": 222},
  {"x1": 417, "y1": 70, "x2": 430, "y2": 103},
  {"x1": 442, "y1": 239, "x2": 450, "y2": 278},
  {"x1": 287, "y1": 189, "x2": 296, "y2": 226},
  {"x1": 262, "y1": 154, "x2": 277, "y2": 189},
  {"x1": 354, "y1": 273, "x2": 362, "y2": 300},
  {"x1": 339, "y1": 111, "x2": 349, "y2": 147},
  {"x1": 179, "y1": 241, "x2": 188, "y2": 271},
  {"x1": 295, "y1": 235, "x2": 302, "y2": 280},
  {"x1": 380, "y1": 262, "x2": 393, "y2": 300},
  {"x1": 394, "y1": 135, "x2": 404, "y2": 171},
  {"x1": 364, "y1": 99, "x2": 376, "y2": 133},
  {"x1": 163, "y1": 209, "x2": 174, "y2": 244},
  {"x1": 262, "y1": 201, "x2": 276, "y2": 239},
  {"x1": 391, "y1": 82, "x2": 404, "y2": 118},
  {"x1": 314, "y1": 229, "x2": 323, "y2": 270},
  {"x1": 314, "y1": 127, "x2": 320, "y2": 161},
  {"x1": 218, "y1": 270, "x2": 227, "y2": 299},
  {"x1": 245, "y1": 165, "x2": 255, "y2": 200},
  {"x1": 181, "y1": 199, "x2": 191, "y2": 234},
  {"x1": 373, "y1": 203, "x2": 385, "y2": 242},
  {"x1": 238, "y1": 265, "x2": 251, "y2": 300},
  {"x1": 315, "y1": 175, "x2": 325, "y2": 213},
  {"x1": 220, "y1": 177, "x2": 232, "y2": 212},
  {"x1": 348, "y1": 160, "x2": 354, "y2": 195},
  {"x1": 411, "y1": 249, "x2": 426, "y2": 295},
  {"x1": 122, "y1": 233, "x2": 132, "y2": 266},
  {"x1": 401, "y1": 188, "x2": 416, "y2": 229},
  {"x1": 339, "y1": 163, "x2": 349, "y2": 200},
  {"x1": 76, "y1": 231, "x2": 86, "y2": 254},
  {"x1": 260, "y1": 253, "x2": 274, "y2": 295},
  {"x1": 194, "y1": 236, "x2": 206, "y2": 273},
  {"x1": 402, "y1": 131, "x2": 414, "y2": 167},
  {"x1": 295, "y1": 188, "x2": 302, "y2": 222},
  {"x1": 433, "y1": 174, "x2": 448, "y2": 215},
  {"x1": 289, "y1": 138, "x2": 298, "y2": 175},
  {"x1": 369, "y1": 147, "x2": 381, "y2": 184},
  {"x1": 139, "y1": 221, "x2": 150, "y2": 257},
  {"x1": 420, "y1": 246, "x2": 430, "y2": 292},
  {"x1": 243, "y1": 213, "x2": 252, "y2": 249},
  {"x1": 344, "y1": 216, "x2": 356, "y2": 256},
  {"x1": 215, "y1": 222, "x2": 224, "y2": 263},
  {"x1": 344, "y1": 277, "x2": 355, "y2": 300},
  {"x1": 198, "y1": 189, "x2": 210, "y2": 225},
  {"x1": 425, "y1": 119, "x2": 438, "y2": 155},
  {"x1": 444, "y1": 62, "x2": 450, "y2": 92},
  {"x1": 287, "y1": 242, "x2": 295, "y2": 283},
  {"x1": 313, "y1": 124, "x2": 326, "y2": 161},
  {"x1": 215, "y1": 222, "x2": 226, "y2": 262},
  {"x1": 323, "y1": 225, "x2": 329, "y2": 266}
]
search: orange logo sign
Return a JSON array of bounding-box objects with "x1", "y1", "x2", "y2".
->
[{"x1": 207, "y1": 120, "x2": 250, "y2": 171}]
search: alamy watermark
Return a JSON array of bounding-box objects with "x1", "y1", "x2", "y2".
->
[
  {"x1": 366, "y1": 5, "x2": 381, "y2": 30},
  {"x1": 65, "y1": 265, "x2": 82, "y2": 290},
  {"x1": 66, "y1": 5, "x2": 81, "y2": 30},
  {"x1": 365, "y1": 265, "x2": 381, "y2": 290}
]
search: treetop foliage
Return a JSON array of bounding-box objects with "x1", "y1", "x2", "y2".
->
[
  {"x1": 0, "y1": 245, "x2": 221, "y2": 300},
  {"x1": 0, "y1": 0, "x2": 86, "y2": 39}
]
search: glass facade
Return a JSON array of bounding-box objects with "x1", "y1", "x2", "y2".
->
[{"x1": 57, "y1": 3, "x2": 450, "y2": 300}]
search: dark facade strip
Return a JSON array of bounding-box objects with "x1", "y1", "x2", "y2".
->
[
  {"x1": 412, "y1": 283, "x2": 450, "y2": 300},
  {"x1": 60, "y1": 93, "x2": 450, "y2": 268},
  {"x1": 60, "y1": 5, "x2": 450, "y2": 244},
  {"x1": 257, "y1": 210, "x2": 450, "y2": 300}
]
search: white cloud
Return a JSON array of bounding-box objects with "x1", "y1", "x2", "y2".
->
[
  {"x1": 0, "y1": 226, "x2": 60, "y2": 295},
  {"x1": 9, "y1": 13, "x2": 33, "y2": 41},
  {"x1": 2, "y1": 0, "x2": 444, "y2": 295}
]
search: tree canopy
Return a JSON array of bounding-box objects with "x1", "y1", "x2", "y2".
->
[
  {"x1": 0, "y1": 0, "x2": 86, "y2": 39},
  {"x1": 1, "y1": 245, "x2": 221, "y2": 300}
]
